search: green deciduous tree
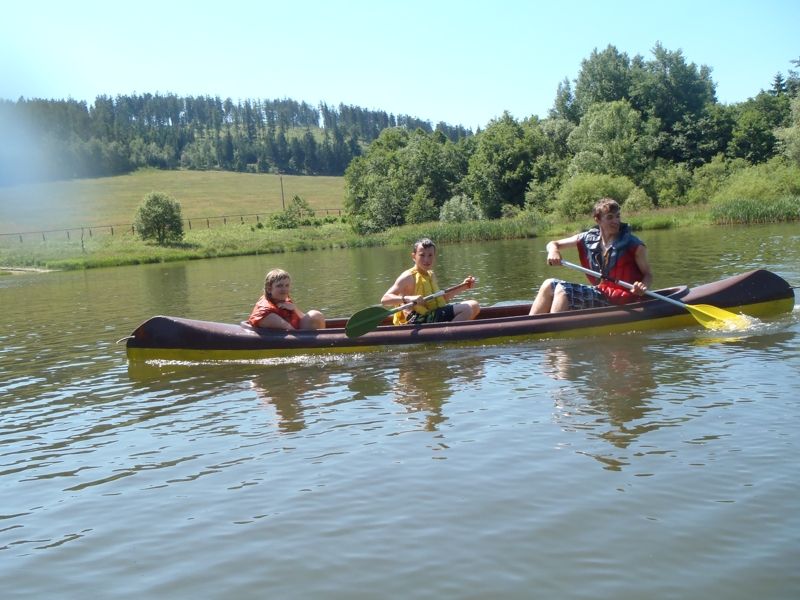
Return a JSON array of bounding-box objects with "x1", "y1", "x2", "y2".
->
[
  {"x1": 566, "y1": 100, "x2": 653, "y2": 179},
  {"x1": 775, "y1": 96, "x2": 800, "y2": 164},
  {"x1": 133, "y1": 191, "x2": 184, "y2": 244},
  {"x1": 464, "y1": 112, "x2": 543, "y2": 219}
]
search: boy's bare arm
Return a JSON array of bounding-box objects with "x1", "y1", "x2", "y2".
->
[{"x1": 381, "y1": 272, "x2": 417, "y2": 306}]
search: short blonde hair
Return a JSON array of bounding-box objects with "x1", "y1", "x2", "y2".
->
[{"x1": 263, "y1": 268, "x2": 291, "y2": 298}]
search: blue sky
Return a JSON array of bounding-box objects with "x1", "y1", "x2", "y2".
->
[{"x1": 1, "y1": 0, "x2": 798, "y2": 131}]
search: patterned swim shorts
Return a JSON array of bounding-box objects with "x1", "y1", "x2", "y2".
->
[
  {"x1": 406, "y1": 304, "x2": 457, "y2": 324},
  {"x1": 551, "y1": 280, "x2": 611, "y2": 310}
]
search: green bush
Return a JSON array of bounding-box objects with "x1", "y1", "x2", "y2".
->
[
  {"x1": 439, "y1": 195, "x2": 483, "y2": 223},
  {"x1": 623, "y1": 188, "x2": 655, "y2": 212},
  {"x1": 710, "y1": 159, "x2": 800, "y2": 204},
  {"x1": 554, "y1": 173, "x2": 636, "y2": 219},
  {"x1": 406, "y1": 190, "x2": 439, "y2": 224},
  {"x1": 133, "y1": 191, "x2": 184, "y2": 244},
  {"x1": 640, "y1": 161, "x2": 692, "y2": 206}
]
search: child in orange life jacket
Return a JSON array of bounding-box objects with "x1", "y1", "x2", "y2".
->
[
  {"x1": 381, "y1": 238, "x2": 480, "y2": 324},
  {"x1": 249, "y1": 269, "x2": 326, "y2": 330},
  {"x1": 529, "y1": 198, "x2": 654, "y2": 314}
]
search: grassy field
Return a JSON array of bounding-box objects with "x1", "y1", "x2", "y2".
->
[{"x1": 0, "y1": 169, "x2": 346, "y2": 234}]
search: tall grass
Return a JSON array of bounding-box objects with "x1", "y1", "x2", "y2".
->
[{"x1": 710, "y1": 196, "x2": 800, "y2": 224}]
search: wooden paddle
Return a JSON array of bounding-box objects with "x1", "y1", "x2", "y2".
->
[
  {"x1": 561, "y1": 261, "x2": 752, "y2": 330},
  {"x1": 345, "y1": 283, "x2": 469, "y2": 338}
]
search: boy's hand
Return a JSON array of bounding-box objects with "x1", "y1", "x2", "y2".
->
[{"x1": 463, "y1": 276, "x2": 476, "y2": 289}]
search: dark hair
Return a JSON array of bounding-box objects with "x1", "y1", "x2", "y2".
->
[
  {"x1": 413, "y1": 237, "x2": 435, "y2": 253},
  {"x1": 592, "y1": 198, "x2": 621, "y2": 219}
]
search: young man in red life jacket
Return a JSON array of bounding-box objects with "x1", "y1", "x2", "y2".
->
[
  {"x1": 381, "y1": 238, "x2": 480, "y2": 324},
  {"x1": 529, "y1": 198, "x2": 653, "y2": 314}
]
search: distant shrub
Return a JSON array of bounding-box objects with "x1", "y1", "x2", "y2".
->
[
  {"x1": 405, "y1": 190, "x2": 439, "y2": 225},
  {"x1": 133, "y1": 191, "x2": 184, "y2": 244},
  {"x1": 500, "y1": 203, "x2": 521, "y2": 219},
  {"x1": 710, "y1": 159, "x2": 800, "y2": 204},
  {"x1": 623, "y1": 188, "x2": 655, "y2": 212},
  {"x1": 554, "y1": 173, "x2": 635, "y2": 219},
  {"x1": 439, "y1": 195, "x2": 483, "y2": 223}
]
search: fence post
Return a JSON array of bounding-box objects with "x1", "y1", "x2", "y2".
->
[
  {"x1": 19, "y1": 235, "x2": 22, "y2": 243},
  {"x1": 240, "y1": 215, "x2": 244, "y2": 224},
  {"x1": 110, "y1": 227, "x2": 113, "y2": 235},
  {"x1": 224, "y1": 217, "x2": 227, "y2": 225},
  {"x1": 67, "y1": 230, "x2": 70, "y2": 240},
  {"x1": 188, "y1": 220, "x2": 192, "y2": 229},
  {"x1": 42, "y1": 232, "x2": 46, "y2": 241},
  {"x1": 89, "y1": 229, "x2": 92, "y2": 237},
  {"x1": 207, "y1": 219, "x2": 210, "y2": 228}
]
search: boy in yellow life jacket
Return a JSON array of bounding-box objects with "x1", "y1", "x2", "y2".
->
[{"x1": 381, "y1": 238, "x2": 480, "y2": 325}]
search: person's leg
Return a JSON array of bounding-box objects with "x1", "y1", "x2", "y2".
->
[
  {"x1": 298, "y1": 310, "x2": 326, "y2": 330},
  {"x1": 550, "y1": 284, "x2": 571, "y2": 312},
  {"x1": 451, "y1": 300, "x2": 480, "y2": 321},
  {"x1": 529, "y1": 279, "x2": 555, "y2": 314}
]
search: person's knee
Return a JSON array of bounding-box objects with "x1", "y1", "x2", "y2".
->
[
  {"x1": 468, "y1": 300, "x2": 480, "y2": 319},
  {"x1": 302, "y1": 310, "x2": 326, "y2": 330},
  {"x1": 456, "y1": 300, "x2": 480, "y2": 321}
]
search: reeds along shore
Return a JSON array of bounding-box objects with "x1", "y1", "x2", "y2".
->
[{"x1": 2, "y1": 197, "x2": 799, "y2": 272}]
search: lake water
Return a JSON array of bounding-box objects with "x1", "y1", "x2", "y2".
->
[{"x1": 1, "y1": 223, "x2": 799, "y2": 599}]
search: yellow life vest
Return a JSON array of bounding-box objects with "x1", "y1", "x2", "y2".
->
[{"x1": 393, "y1": 268, "x2": 448, "y2": 325}]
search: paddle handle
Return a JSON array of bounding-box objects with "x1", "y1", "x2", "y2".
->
[
  {"x1": 561, "y1": 261, "x2": 688, "y2": 310},
  {"x1": 391, "y1": 282, "x2": 470, "y2": 314}
]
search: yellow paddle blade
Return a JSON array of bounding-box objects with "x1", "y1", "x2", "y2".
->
[{"x1": 684, "y1": 304, "x2": 753, "y2": 331}]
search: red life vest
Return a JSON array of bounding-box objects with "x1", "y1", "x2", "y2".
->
[
  {"x1": 577, "y1": 223, "x2": 645, "y2": 305},
  {"x1": 248, "y1": 295, "x2": 301, "y2": 329}
]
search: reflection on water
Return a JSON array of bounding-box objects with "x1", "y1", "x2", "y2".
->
[
  {"x1": 2, "y1": 225, "x2": 800, "y2": 599},
  {"x1": 391, "y1": 350, "x2": 487, "y2": 433}
]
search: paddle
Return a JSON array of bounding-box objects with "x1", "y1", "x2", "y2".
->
[
  {"x1": 560, "y1": 260, "x2": 752, "y2": 330},
  {"x1": 345, "y1": 283, "x2": 469, "y2": 338}
]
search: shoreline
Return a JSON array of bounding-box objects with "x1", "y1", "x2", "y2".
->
[{"x1": 1, "y1": 202, "x2": 797, "y2": 272}]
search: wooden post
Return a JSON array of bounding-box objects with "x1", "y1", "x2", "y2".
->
[{"x1": 67, "y1": 230, "x2": 70, "y2": 239}]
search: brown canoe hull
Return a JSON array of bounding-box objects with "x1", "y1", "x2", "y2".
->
[{"x1": 125, "y1": 270, "x2": 796, "y2": 360}]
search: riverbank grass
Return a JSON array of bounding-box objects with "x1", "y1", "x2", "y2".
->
[{"x1": 2, "y1": 199, "x2": 798, "y2": 271}]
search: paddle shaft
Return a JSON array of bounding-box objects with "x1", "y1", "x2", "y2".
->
[
  {"x1": 392, "y1": 281, "x2": 470, "y2": 314},
  {"x1": 561, "y1": 261, "x2": 689, "y2": 310}
]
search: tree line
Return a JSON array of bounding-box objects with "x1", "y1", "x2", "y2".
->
[
  {"x1": 344, "y1": 43, "x2": 800, "y2": 231},
  {"x1": 0, "y1": 94, "x2": 473, "y2": 186}
]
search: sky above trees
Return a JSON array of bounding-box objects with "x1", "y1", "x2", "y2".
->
[{"x1": 1, "y1": 0, "x2": 797, "y2": 131}]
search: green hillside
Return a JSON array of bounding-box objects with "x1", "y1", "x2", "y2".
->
[{"x1": 0, "y1": 169, "x2": 345, "y2": 234}]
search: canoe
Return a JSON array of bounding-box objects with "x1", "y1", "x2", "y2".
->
[{"x1": 125, "y1": 269, "x2": 796, "y2": 361}]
